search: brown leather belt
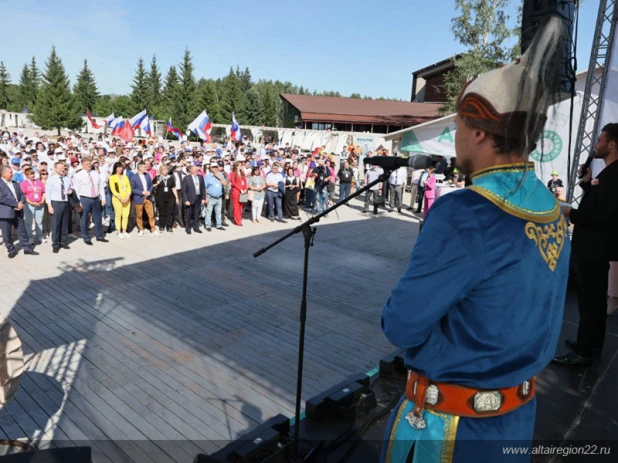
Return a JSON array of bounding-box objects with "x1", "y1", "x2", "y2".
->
[{"x1": 405, "y1": 371, "x2": 535, "y2": 419}]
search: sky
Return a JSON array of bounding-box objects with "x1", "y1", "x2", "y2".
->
[{"x1": 0, "y1": 0, "x2": 601, "y2": 101}]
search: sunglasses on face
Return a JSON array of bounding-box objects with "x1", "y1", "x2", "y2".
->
[{"x1": 41, "y1": 172, "x2": 48, "y2": 176}]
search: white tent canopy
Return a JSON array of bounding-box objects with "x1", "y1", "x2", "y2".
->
[{"x1": 384, "y1": 94, "x2": 592, "y2": 189}]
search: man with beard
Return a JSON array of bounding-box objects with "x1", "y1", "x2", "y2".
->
[{"x1": 554, "y1": 123, "x2": 618, "y2": 365}]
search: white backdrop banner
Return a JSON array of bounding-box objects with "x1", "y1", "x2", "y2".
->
[{"x1": 400, "y1": 115, "x2": 457, "y2": 158}]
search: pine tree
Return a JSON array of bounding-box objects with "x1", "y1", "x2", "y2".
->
[
  {"x1": 175, "y1": 48, "x2": 197, "y2": 130},
  {"x1": 29, "y1": 57, "x2": 40, "y2": 100},
  {"x1": 32, "y1": 46, "x2": 82, "y2": 135},
  {"x1": 245, "y1": 88, "x2": 262, "y2": 126},
  {"x1": 17, "y1": 63, "x2": 32, "y2": 111},
  {"x1": 260, "y1": 84, "x2": 277, "y2": 127},
  {"x1": 130, "y1": 57, "x2": 149, "y2": 114},
  {"x1": 220, "y1": 67, "x2": 247, "y2": 123},
  {"x1": 197, "y1": 78, "x2": 221, "y2": 124},
  {"x1": 147, "y1": 55, "x2": 162, "y2": 118},
  {"x1": 73, "y1": 59, "x2": 99, "y2": 113},
  {"x1": 0, "y1": 62, "x2": 11, "y2": 110},
  {"x1": 240, "y1": 66, "x2": 252, "y2": 93},
  {"x1": 162, "y1": 65, "x2": 180, "y2": 120}
]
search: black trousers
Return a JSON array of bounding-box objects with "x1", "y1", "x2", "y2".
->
[
  {"x1": 51, "y1": 201, "x2": 70, "y2": 249},
  {"x1": 575, "y1": 256, "x2": 610, "y2": 356},
  {"x1": 0, "y1": 212, "x2": 30, "y2": 253},
  {"x1": 185, "y1": 200, "x2": 201, "y2": 230},
  {"x1": 157, "y1": 197, "x2": 174, "y2": 230},
  {"x1": 174, "y1": 190, "x2": 185, "y2": 227},
  {"x1": 415, "y1": 187, "x2": 425, "y2": 213}
]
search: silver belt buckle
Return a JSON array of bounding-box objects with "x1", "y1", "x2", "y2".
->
[
  {"x1": 473, "y1": 391, "x2": 502, "y2": 412},
  {"x1": 405, "y1": 411, "x2": 426, "y2": 430}
]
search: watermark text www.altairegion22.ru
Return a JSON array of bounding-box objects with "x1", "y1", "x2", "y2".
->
[{"x1": 503, "y1": 444, "x2": 611, "y2": 456}]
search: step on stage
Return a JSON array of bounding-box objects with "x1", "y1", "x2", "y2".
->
[{"x1": 201, "y1": 287, "x2": 618, "y2": 463}]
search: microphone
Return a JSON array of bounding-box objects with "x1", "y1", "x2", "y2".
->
[
  {"x1": 363, "y1": 155, "x2": 433, "y2": 170},
  {"x1": 578, "y1": 153, "x2": 594, "y2": 179}
]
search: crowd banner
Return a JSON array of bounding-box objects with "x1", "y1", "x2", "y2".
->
[{"x1": 353, "y1": 135, "x2": 378, "y2": 156}]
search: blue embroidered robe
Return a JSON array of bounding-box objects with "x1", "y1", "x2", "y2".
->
[{"x1": 381, "y1": 163, "x2": 570, "y2": 463}]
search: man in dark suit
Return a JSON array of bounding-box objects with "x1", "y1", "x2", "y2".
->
[
  {"x1": 172, "y1": 163, "x2": 186, "y2": 228},
  {"x1": 130, "y1": 162, "x2": 159, "y2": 236},
  {"x1": 181, "y1": 164, "x2": 206, "y2": 234},
  {"x1": 555, "y1": 123, "x2": 618, "y2": 365},
  {"x1": 0, "y1": 165, "x2": 38, "y2": 258}
]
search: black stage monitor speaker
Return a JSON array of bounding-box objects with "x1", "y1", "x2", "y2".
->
[
  {"x1": 306, "y1": 372, "x2": 374, "y2": 422},
  {"x1": 521, "y1": 0, "x2": 576, "y2": 95}
]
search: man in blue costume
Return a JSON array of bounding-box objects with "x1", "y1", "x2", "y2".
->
[{"x1": 381, "y1": 17, "x2": 571, "y2": 463}]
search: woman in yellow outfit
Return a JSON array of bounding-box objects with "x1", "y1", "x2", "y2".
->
[{"x1": 108, "y1": 162, "x2": 132, "y2": 239}]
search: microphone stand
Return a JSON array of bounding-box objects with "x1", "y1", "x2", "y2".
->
[{"x1": 253, "y1": 167, "x2": 394, "y2": 462}]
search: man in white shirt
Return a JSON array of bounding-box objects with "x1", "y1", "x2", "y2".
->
[
  {"x1": 265, "y1": 163, "x2": 285, "y2": 223},
  {"x1": 74, "y1": 156, "x2": 108, "y2": 245},
  {"x1": 388, "y1": 165, "x2": 407, "y2": 213}
]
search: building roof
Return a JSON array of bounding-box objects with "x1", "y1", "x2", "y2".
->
[
  {"x1": 412, "y1": 54, "x2": 462, "y2": 77},
  {"x1": 280, "y1": 94, "x2": 441, "y2": 126}
]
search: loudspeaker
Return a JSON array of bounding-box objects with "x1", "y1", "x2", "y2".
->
[
  {"x1": 521, "y1": 0, "x2": 576, "y2": 94},
  {"x1": 206, "y1": 414, "x2": 291, "y2": 463},
  {"x1": 306, "y1": 372, "x2": 374, "y2": 422},
  {"x1": 379, "y1": 349, "x2": 407, "y2": 377}
]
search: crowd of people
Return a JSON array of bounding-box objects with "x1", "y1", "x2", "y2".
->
[{"x1": 0, "y1": 129, "x2": 413, "y2": 258}]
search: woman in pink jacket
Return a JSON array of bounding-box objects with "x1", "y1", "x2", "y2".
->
[{"x1": 423, "y1": 167, "x2": 436, "y2": 219}]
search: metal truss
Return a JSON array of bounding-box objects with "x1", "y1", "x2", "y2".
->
[{"x1": 567, "y1": 0, "x2": 617, "y2": 204}]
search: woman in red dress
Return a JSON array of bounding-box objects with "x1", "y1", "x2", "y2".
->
[{"x1": 230, "y1": 161, "x2": 248, "y2": 226}]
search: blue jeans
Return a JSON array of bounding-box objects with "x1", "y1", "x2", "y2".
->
[
  {"x1": 267, "y1": 190, "x2": 283, "y2": 220},
  {"x1": 314, "y1": 188, "x2": 329, "y2": 213},
  {"x1": 80, "y1": 196, "x2": 104, "y2": 240},
  {"x1": 339, "y1": 183, "x2": 351, "y2": 201},
  {"x1": 105, "y1": 186, "x2": 115, "y2": 231},
  {"x1": 24, "y1": 204, "x2": 44, "y2": 241},
  {"x1": 205, "y1": 196, "x2": 222, "y2": 228}
]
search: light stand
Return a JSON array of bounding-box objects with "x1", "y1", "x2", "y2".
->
[{"x1": 253, "y1": 168, "x2": 394, "y2": 461}]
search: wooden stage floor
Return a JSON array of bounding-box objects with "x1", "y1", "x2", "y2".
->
[
  {"x1": 2, "y1": 195, "x2": 616, "y2": 463},
  {"x1": 0, "y1": 199, "x2": 420, "y2": 462}
]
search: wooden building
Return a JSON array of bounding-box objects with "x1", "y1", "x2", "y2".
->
[
  {"x1": 411, "y1": 55, "x2": 461, "y2": 103},
  {"x1": 280, "y1": 94, "x2": 440, "y2": 134}
]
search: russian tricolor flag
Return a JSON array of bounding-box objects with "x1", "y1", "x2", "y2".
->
[
  {"x1": 231, "y1": 114, "x2": 242, "y2": 142},
  {"x1": 111, "y1": 118, "x2": 126, "y2": 135},
  {"x1": 141, "y1": 116, "x2": 152, "y2": 136},
  {"x1": 105, "y1": 113, "x2": 115, "y2": 125},
  {"x1": 130, "y1": 109, "x2": 148, "y2": 129},
  {"x1": 166, "y1": 118, "x2": 183, "y2": 139},
  {"x1": 188, "y1": 111, "x2": 212, "y2": 141}
]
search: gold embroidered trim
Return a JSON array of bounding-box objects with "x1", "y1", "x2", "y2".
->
[
  {"x1": 468, "y1": 186, "x2": 560, "y2": 223},
  {"x1": 525, "y1": 216, "x2": 567, "y2": 271},
  {"x1": 470, "y1": 162, "x2": 535, "y2": 180},
  {"x1": 426, "y1": 410, "x2": 460, "y2": 463},
  {"x1": 385, "y1": 399, "x2": 408, "y2": 463}
]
